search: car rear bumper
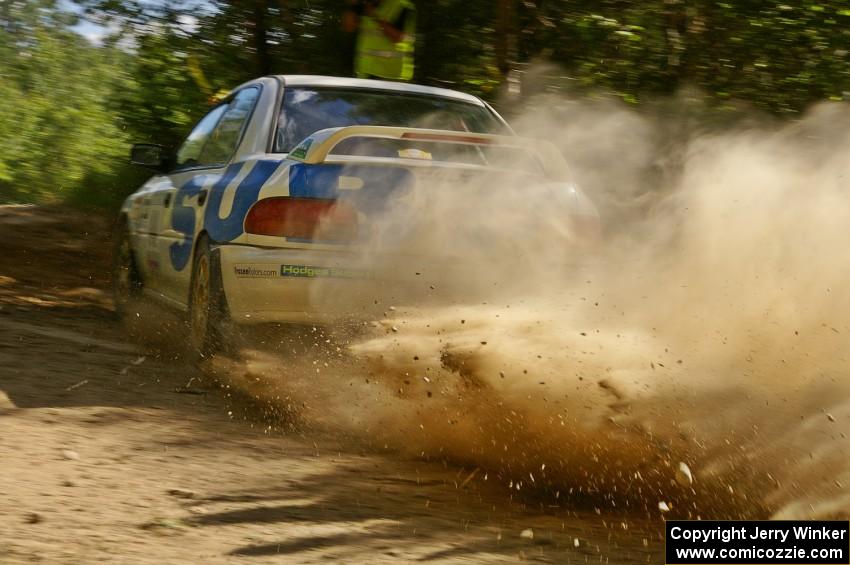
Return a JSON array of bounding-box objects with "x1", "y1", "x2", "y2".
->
[
  {"x1": 218, "y1": 244, "x2": 396, "y2": 324},
  {"x1": 218, "y1": 243, "x2": 598, "y2": 325}
]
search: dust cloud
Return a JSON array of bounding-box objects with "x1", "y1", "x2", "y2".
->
[{"x1": 215, "y1": 94, "x2": 850, "y2": 522}]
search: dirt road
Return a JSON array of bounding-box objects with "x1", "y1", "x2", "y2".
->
[{"x1": 0, "y1": 205, "x2": 660, "y2": 563}]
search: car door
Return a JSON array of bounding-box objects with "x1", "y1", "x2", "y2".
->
[
  {"x1": 153, "y1": 87, "x2": 261, "y2": 306},
  {"x1": 136, "y1": 103, "x2": 228, "y2": 302},
  {"x1": 132, "y1": 175, "x2": 177, "y2": 290}
]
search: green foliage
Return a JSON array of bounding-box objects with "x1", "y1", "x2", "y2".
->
[
  {"x1": 4, "y1": 0, "x2": 850, "y2": 207},
  {"x1": 0, "y1": 0, "x2": 130, "y2": 203},
  {"x1": 516, "y1": 0, "x2": 850, "y2": 113}
]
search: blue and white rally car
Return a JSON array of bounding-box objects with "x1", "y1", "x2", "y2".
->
[{"x1": 115, "y1": 75, "x2": 598, "y2": 354}]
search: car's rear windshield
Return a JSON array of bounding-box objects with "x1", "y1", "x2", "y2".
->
[{"x1": 274, "y1": 87, "x2": 506, "y2": 153}]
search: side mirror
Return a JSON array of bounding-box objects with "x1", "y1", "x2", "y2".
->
[{"x1": 130, "y1": 143, "x2": 168, "y2": 171}]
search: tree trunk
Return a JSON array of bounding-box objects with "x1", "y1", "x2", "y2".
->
[
  {"x1": 495, "y1": 0, "x2": 516, "y2": 76},
  {"x1": 252, "y1": 0, "x2": 271, "y2": 75}
]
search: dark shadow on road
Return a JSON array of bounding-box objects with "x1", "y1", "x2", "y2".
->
[{"x1": 188, "y1": 463, "x2": 661, "y2": 563}]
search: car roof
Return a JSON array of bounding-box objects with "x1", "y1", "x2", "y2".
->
[{"x1": 274, "y1": 75, "x2": 486, "y2": 106}]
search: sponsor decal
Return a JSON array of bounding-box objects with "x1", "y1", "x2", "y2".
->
[
  {"x1": 233, "y1": 264, "x2": 279, "y2": 278},
  {"x1": 280, "y1": 264, "x2": 365, "y2": 279},
  {"x1": 289, "y1": 138, "x2": 313, "y2": 160}
]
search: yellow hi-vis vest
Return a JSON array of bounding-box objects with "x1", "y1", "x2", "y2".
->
[{"x1": 355, "y1": 0, "x2": 415, "y2": 81}]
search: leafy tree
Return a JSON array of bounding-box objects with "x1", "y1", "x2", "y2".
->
[
  {"x1": 5, "y1": 0, "x2": 850, "y2": 206},
  {"x1": 0, "y1": 0, "x2": 130, "y2": 203}
]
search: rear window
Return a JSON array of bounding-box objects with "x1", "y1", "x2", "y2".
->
[{"x1": 274, "y1": 87, "x2": 506, "y2": 153}]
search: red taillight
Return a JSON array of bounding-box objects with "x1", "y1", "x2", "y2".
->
[{"x1": 244, "y1": 197, "x2": 358, "y2": 241}]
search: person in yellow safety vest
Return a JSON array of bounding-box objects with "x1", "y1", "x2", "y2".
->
[{"x1": 343, "y1": 0, "x2": 416, "y2": 82}]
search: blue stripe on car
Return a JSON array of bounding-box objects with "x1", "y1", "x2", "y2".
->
[
  {"x1": 204, "y1": 160, "x2": 283, "y2": 243},
  {"x1": 169, "y1": 160, "x2": 283, "y2": 271},
  {"x1": 169, "y1": 172, "x2": 219, "y2": 272},
  {"x1": 288, "y1": 163, "x2": 413, "y2": 214}
]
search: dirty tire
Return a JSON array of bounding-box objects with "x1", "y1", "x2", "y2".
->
[
  {"x1": 188, "y1": 236, "x2": 231, "y2": 358},
  {"x1": 112, "y1": 220, "x2": 143, "y2": 319}
]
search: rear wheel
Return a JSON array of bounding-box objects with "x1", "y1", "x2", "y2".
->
[
  {"x1": 187, "y1": 236, "x2": 230, "y2": 357},
  {"x1": 113, "y1": 222, "x2": 143, "y2": 318}
]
